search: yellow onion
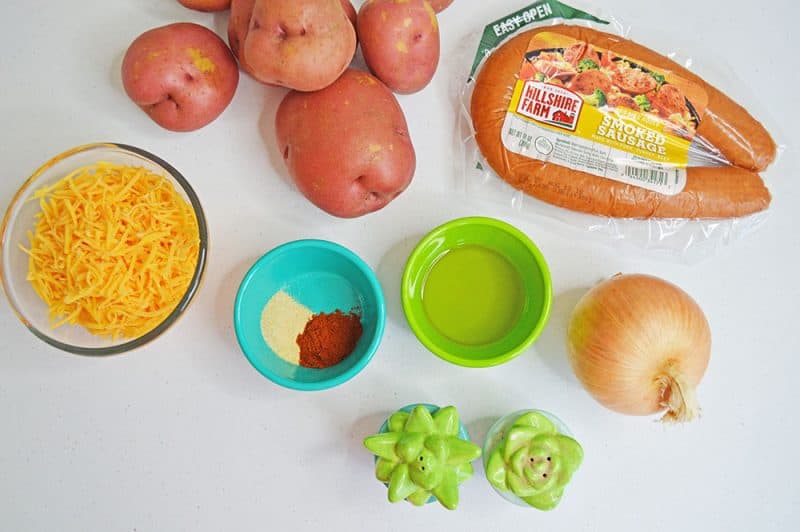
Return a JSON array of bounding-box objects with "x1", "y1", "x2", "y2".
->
[{"x1": 567, "y1": 274, "x2": 711, "y2": 422}]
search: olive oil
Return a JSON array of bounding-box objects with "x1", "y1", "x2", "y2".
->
[{"x1": 422, "y1": 245, "x2": 525, "y2": 346}]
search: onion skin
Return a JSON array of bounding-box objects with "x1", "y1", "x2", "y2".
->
[{"x1": 567, "y1": 274, "x2": 711, "y2": 422}]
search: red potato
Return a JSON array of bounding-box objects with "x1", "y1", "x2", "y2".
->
[
  {"x1": 276, "y1": 69, "x2": 416, "y2": 218},
  {"x1": 228, "y1": 0, "x2": 354, "y2": 81},
  {"x1": 122, "y1": 23, "x2": 239, "y2": 132},
  {"x1": 228, "y1": 0, "x2": 356, "y2": 91},
  {"x1": 228, "y1": 0, "x2": 256, "y2": 72},
  {"x1": 357, "y1": 0, "x2": 440, "y2": 94},
  {"x1": 340, "y1": 0, "x2": 357, "y2": 27},
  {"x1": 178, "y1": 0, "x2": 231, "y2": 11},
  {"x1": 428, "y1": 0, "x2": 453, "y2": 12}
]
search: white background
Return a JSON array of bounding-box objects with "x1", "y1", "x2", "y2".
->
[{"x1": 1, "y1": 1, "x2": 798, "y2": 530}]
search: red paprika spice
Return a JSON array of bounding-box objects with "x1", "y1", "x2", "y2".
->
[{"x1": 296, "y1": 310, "x2": 363, "y2": 369}]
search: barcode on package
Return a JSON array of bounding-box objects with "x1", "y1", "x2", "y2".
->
[
  {"x1": 624, "y1": 167, "x2": 670, "y2": 186},
  {"x1": 501, "y1": 113, "x2": 687, "y2": 195}
]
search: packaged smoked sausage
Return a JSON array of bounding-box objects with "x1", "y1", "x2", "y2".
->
[{"x1": 457, "y1": 0, "x2": 783, "y2": 259}]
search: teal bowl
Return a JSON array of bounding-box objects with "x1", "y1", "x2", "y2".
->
[{"x1": 234, "y1": 240, "x2": 385, "y2": 391}]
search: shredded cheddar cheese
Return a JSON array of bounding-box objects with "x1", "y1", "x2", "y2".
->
[{"x1": 20, "y1": 162, "x2": 200, "y2": 340}]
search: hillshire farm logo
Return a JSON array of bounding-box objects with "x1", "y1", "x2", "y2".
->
[{"x1": 516, "y1": 81, "x2": 583, "y2": 131}]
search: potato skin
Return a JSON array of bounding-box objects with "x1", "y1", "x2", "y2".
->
[
  {"x1": 357, "y1": 0, "x2": 440, "y2": 94},
  {"x1": 428, "y1": 0, "x2": 453, "y2": 12},
  {"x1": 228, "y1": 0, "x2": 256, "y2": 72},
  {"x1": 340, "y1": 0, "x2": 356, "y2": 27},
  {"x1": 121, "y1": 23, "x2": 239, "y2": 132},
  {"x1": 178, "y1": 0, "x2": 231, "y2": 11},
  {"x1": 275, "y1": 69, "x2": 416, "y2": 218},
  {"x1": 228, "y1": 0, "x2": 356, "y2": 91}
]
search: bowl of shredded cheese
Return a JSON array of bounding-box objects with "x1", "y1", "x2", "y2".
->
[{"x1": 0, "y1": 143, "x2": 208, "y2": 355}]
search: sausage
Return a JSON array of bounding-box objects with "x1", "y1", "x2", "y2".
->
[
  {"x1": 607, "y1": 92, "x2": 639, "y2": 111},
  {"x1": 563, "y1": 42, "x2": 598, "y2": 66},
  {"x1": 472, "y1": 25, "x2": 776, "y2": 173},
  {"x1": 651, "y1": 84, "x2": 689, "y2": 117},
  {"x1": 611, "y1": 64, "x2": 659, "y2": 95},
  {"x1": 476, "y1": 147, "x2": 770, "y2": 218},
  {"x1": 570, "y1": 70, "x2": 612, "y2": 95},
  {"x1": 471, "y1": 26, "x2": 773, "y2": 219}
]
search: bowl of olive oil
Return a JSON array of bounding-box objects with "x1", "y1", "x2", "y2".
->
[{"x1": 401, "y1": 217, "x2": 552, "y2": 367}]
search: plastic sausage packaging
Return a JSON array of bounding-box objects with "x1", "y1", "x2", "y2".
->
[{"x1": 463, "y1": 1, "x2": 779, "y2": 225}]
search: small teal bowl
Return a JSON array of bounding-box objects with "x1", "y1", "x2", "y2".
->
[{"x1": 234, "y1": 239, "x2": 385, "y2": 391}]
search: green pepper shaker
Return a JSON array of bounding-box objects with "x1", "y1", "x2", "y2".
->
[
  {"x1": 483, "y1": 410, "x2": 583, "y2": 510},
  {"x1": 364, "y1": 404, "x2": 481, "y2": 510}
]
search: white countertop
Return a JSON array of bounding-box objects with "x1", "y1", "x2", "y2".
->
[{"x1": 1, "y1": 1, "x2": 798, "y2": 530}]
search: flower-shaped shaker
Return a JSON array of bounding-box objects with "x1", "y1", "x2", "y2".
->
[
  {"x1": 483, "y1": 410, "x2": 583, "y2": 510},
  {"x1": 364, "y1": 404, "x2": 481, "y2": 509}
]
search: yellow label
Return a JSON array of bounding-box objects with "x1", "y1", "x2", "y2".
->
[{"x1": 508, "y1": 81, "x2": 692, "y2": 165}]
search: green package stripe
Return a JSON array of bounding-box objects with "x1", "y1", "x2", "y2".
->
[{"x1": 468, "y1": 0, "x2": 609, "y2": 80}]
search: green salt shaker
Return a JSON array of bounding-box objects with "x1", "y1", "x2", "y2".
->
[
  {"x1": 363, "y1": 404, "x2": 481, "y2": 510},
  {"x1": 483, "y1": 410, "x2": 583, "y2": 510}
]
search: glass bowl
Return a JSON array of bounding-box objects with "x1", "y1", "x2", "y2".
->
[{"x1": 0, "y1": 143, "x2": 208, "y2": 355}]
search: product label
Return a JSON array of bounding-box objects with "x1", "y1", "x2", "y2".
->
[
  {"x1": 501, "y1": 32, "x2": 709, "y2": 195},
  {"x1": 469, "y1": 0, "x2": 609, "y2": 79}
]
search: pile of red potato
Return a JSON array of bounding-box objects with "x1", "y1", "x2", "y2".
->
[{"x1": 121, "y1": 0, "x2": 454, "y2": 217}]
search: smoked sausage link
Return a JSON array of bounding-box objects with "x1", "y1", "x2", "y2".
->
[{"x1": 471, "y1": 26, "x2": 774, "y2": 219}]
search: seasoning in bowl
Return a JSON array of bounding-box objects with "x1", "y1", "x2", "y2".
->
[
  {"x1": 259, "y1": 290, "x2": 363, "y2": 369},
  {"x1": 234, "y1": 238, "x2": 385, "y2": 390},
  {"x1": 297, "y1": 310, "x2": 363, "y2": 369},
  {"x1": 19, "y1": 162, "x2": 200, "y2": 340},
  {"x1": 260, "y1": 290, "x2": 313, "y2": 365}
]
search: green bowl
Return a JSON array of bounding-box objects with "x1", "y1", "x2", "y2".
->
[{"x1": 401, "y1": 217, "x2": 552, "y2": 368}]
